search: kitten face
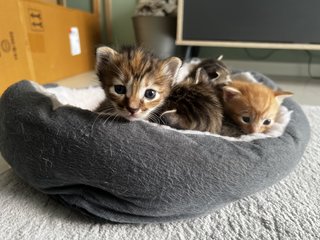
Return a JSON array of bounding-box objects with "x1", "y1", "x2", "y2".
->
[
  {"x1": 222, "y1": 80, "x2": 292, "y2": 134},
  {"x1": 96, "y1": 46, "x2": 182, "y2": 120}
]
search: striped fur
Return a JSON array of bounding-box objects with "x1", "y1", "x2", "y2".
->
[{"x1": 157, "y1": 68, "x2": 223, "y2": 133}]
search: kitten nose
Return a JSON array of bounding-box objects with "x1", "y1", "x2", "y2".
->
[
  {"x1": 249, "y1": 125, "x2": 260, "y2": 133},
  {"x1": 127, "y1": 107, "x2": 139, "y2": 114}
]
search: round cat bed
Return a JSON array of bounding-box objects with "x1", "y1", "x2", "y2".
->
[{"x1": 0, "y1": 72, "x2": 310, "y2": 223}]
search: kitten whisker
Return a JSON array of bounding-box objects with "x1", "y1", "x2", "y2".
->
[
  {"x1": 150, "y1": 111, "x2": 166, "y2": 125},
  {"x1": 91, "y1": 111, "x2": 110, "y2": 133},
  {"x1": 98, "y1": 106, "x2": 115, "y2": 113},
  {"x1": 148, "y1": 113, "x2": 158, "y2": 124},
  {"x1": 107, "y1": 112, "x2": 118, "y2": 122},
  {"x1": 105, "y1": 113, "x2": 120, "y2": 126},
  {"x1": 160, "y1": 109, "x2": 177, "y2": 117}
]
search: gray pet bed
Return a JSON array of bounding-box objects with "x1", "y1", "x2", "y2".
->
[{"x1": 0, "y1": 72, "x2": 310, "y2": 223}]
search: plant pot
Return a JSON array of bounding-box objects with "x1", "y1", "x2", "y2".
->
[{"x1": 132, "y1": 16, "x2": 177, "y2": 59}]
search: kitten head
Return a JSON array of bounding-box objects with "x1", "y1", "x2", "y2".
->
[
  {"x1": 188, "y1": 57, "x2": 231, "y2": 86},
  {"x1": 222, "y1": 80, "x2": 292, "y2": 134},
  {"x1": 96, "y1": 46, "x2": 182, "y2": 120}
]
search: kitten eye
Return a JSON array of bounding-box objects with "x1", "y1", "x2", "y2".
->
[
  {"x1": 263, "y1": 119, "x2": 272, "y2": 125},
  {"x1": 144, "y1": 89, "x2": 156, "y2": 99},
  {"x1": 241, "y1": 116, "x2": 251, "y2": 124},
  {"x1": 114, "y1": 85, "x2": 126, "y2": 94}
]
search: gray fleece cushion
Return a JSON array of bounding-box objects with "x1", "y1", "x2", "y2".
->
[{"x1": 0, "y1": 72, "x2": 310, "y2": 223}]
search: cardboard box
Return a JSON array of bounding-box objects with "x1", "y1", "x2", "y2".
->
[
  {"x1": 41, "y1": 0, "x2": 58, "y2": 4},
  {"x1": 0, "y1": 0, "x2": 35, "y2": 93},
  {"x1": 0, "y1": 0, "x2": 100, "y2": 94}
]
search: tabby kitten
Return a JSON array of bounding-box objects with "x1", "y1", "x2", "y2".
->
[
  {"x1": 156, "y1": 68, "x2": 223, "y2": 133},
  {"x1": 96, "y1": 46, "x2": 182, "y2": 121},
  {"x1": 222, "y1": 80, "x2": 293, "y2": 134}
]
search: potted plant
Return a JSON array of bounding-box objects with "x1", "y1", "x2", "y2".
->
[{"x1": 132, "y1": 0, "x2": 177, "y2": 59}]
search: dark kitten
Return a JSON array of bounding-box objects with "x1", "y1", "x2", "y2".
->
[
  {"x1": 95, "y1": 46, "x2": 182, "y2": 121},
  {"x1": 156, "y1": 68, "x2": 223, "y2": 133}
]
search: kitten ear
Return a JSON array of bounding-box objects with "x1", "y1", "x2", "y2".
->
[
  {"x1": 161, "y1": 57, "x2": 182, "y2": 80},
  {"x1": 274, "y1": 91, "x2": 293, "y2": 104},
  {"x1": 222, "y1": 86, "x2": 242, "y2": 102},
  {"x1": 195, "y1": 68, "x2": 209, "y2": 84},
  {"x1": 96, "y1": 46, "x2": 118, "y2": 65},
  {"x1": 96, "y1": 46, "x2": 118, "y2": 60},
  {"x1": 217, "y1": 55, "x2": 224, "y2": 61},
  {"x1": 96, "y1": 46, "x2": 119, "y2": 80}
]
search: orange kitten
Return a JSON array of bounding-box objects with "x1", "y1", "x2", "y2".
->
[{"x1": 222, "y1": 80, "x2": 293, "y2": 134}]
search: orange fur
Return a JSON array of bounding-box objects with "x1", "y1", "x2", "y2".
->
[{"x1": 222, "y1": 80, "x2": 293, "y2": 134}]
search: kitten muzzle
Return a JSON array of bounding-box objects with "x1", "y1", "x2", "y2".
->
[{"x1": 127, "y1": 107, "x2": 139, "y2": 115}]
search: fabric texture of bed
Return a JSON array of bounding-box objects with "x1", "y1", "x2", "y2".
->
[
  {"x1": 0, "y1": 105, "x2": 318, "y2": 239},
  {"x1": 0, "y1": 72, "x2": 310, "y2": 223}
]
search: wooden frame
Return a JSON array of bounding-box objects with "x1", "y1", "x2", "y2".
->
[
  {"x1": 57, "y1": 0, "x2": 113, "y2": 44},
  {"x1": 57, "y1": 0, "x2": 67, "y2": 6},
  {"x1": 104, "y1": 0, "x2": 112, "y2": 43},
  {"x1": 57, "y1": 0, "x2": 99, "y2": 14},
  {"x1": 176, "y1": 0, "x2": 320, "y2": 50}
]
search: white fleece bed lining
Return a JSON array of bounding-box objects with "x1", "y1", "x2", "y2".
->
[{"x1": 29, "y1": 82, "x2": 293, "y2": 143}]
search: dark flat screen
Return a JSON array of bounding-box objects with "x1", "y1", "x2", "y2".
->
[{"x1": 183, "y1": 0, "x2": 320, "y2": 44}]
